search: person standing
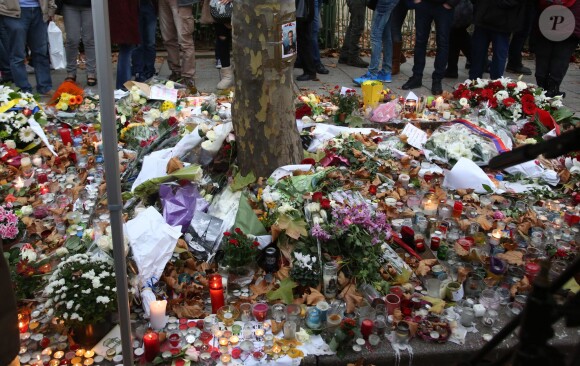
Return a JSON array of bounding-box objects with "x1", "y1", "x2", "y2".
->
[
  {"x1": 213, "y1": 0, "x2": 233, "y2": 90},
  {"x1": 296, "y1": 0, "x2": 318, "y2": 81},
  {"x1": 132, "y1": 0, "x2": 158, "y2": 82},
  {"x1": 534, "y1": 0, "x2": 579, "y2": 97},
  {"x1": 62, "y1": 0, "x2": 97, "y2": 86},
  {"x1": 468, "y1": 0, "x2": 527, "y2": 80},
  {"x1": 402, "y1": 0, "x2": 458, "y2": 95},
  {"x1": 158, "y1": 0, "x2": 197, "y2": 88},
  {"x1": 353, "y1": 0, "x2": 400, "y2": 85},
  {"x1": 0, "y1": 0, "x2": 56, "y2": 94},
  {"x1": 390, "y1": 0, "x2": 410, "y2": 75},
  {"x1": 338, "y1": 0, "x2": 369, "y2": 68},
  {"x1": 445, "y1": 0, "x2": 473, "y2": 78},
  {"x1": 108, "y1": 0, "x2": 140, "y2": 90},
  {"x1": 311, "y1": 0, "x2": 329, "y2": 74},
  {"x1": 505, "y1": 1, "x2": 536, "y2": 75}
]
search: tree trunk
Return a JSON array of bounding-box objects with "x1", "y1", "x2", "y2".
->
[{"x1": 232, "y1": 0, "x2": 304, "y2": 178}]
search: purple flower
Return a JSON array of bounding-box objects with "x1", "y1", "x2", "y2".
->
[{"x1": 311, "y1": 224, "x2": 332, "y2": 241}]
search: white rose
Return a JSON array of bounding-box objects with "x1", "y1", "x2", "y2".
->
[
  {"x1": 5, "y1": 140, "x2": 16, "y2": 149},
  {"x1": 516, "y1": 81, "x2": 527, "y2": 90},
  {"x1": 20, "y1": 205, "x2": 33, "y2": 216},
  {"x1": 459, "y1": 98, "x2": 469, "y2": 106},
  {"x1": 494, "y1": 90, "x2": 508, "y2": 102},
  {"x1": 206, "y1": 130, "x2": 217, "y2": 141}
]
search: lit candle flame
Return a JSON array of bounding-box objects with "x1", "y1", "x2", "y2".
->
[{"x1": 15, "y1": 176, "x2": 24, "y2": 190}]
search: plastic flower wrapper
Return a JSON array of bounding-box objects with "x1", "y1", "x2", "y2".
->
[
  {"x1": 160, "y1": 182, "x2": 201, "y2": 232},
  {"x1": 199, "y1": 122, "x2": 233, "y2": 165}
]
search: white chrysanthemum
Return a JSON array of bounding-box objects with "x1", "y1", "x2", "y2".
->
[
  {"x1": 18, "y1": 126, "x2": 36, "y2": 143},
  {"x1": 96, "y1": 296, "x2": 111, "y2": 304},
  {"x1": 4, "y1": 125, "x2": 12, "y2": 135},
  {"x1": 277, "y1": 203, "x2": 295, "y2": 214}
]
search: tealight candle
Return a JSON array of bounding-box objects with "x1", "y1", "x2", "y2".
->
[
  {"x1": 220, "y1": 354, "x2": 231, "y2": 364},
  {"x1": 53, "y1": 351, "x2": 64, "y2": 360},
  {"x1": 83, "y1": 359, "x2": 93, "y2": 366},
  {"x1": 50, "y1": 360, "x2": 60, "y2": 366},
  {"x1": 398, "y1": 174, "x2": 410, "y2": 188},
  {"x1": 75, "y1": 349, "x2": 85, "y2": 357},
  {"x1": 272, "y1": 345, "x2": 281, "y2": 354},
  {"x1": 254, "y1": 328, "x2": 265, "y2": 339},
  {"x1": 219, "y1": 337, "x2": 229, "y2": 346},
  {"x1": 71, "y1": 357, "x2": 82, "y2": 364},
  {"x1": 229, "y1": 335, "x2": 239, "y2": 345},
  {"x1": 83, "y1": 350, "x2": 94, "y2": 358},
  {"x1": 41, "y1": 348, "x2": 53, "y2": 356}
]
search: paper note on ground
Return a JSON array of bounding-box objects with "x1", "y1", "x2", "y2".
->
[
  {"x1": 401, "y1": 123, "x2": 428, "y2": 149},
  {"x1": 150, "y1": 85, "x2": 178, "y2": 103},
  {"x1": 442, "y1": 157, "x2": 495, "y2": 193}
]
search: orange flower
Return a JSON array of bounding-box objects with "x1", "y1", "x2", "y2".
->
[
  {"x1": 74, "y1": 95, "x2": 83, "y2": 105},
  {"x1": 5, "y1": 194, "x2": 17, "y2": 203}
]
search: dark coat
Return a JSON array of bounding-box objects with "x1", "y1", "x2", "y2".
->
[
  {"x1": 0, "y1": 245, "x2": 19, "y2": 366},
  {"x1": 63, "y1": 0, "x2": 91, "y2": 7},
  {"x1": 425, "y1": 0, "x2": 461, "y2": 7},
  {"x1": 473, "y1": 0, "x2": 528, "y2": 33},
  {"x1": 108, "y1": 0, "x2": 140, "y2": 44},
  {"x1": 296, "y1": 0, "x2": 315, "y2": 22}
]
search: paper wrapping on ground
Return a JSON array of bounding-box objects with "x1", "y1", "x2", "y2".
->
[
  {"x1": 200, "y1": 122, "x2": 233, "y2": 165},
  {"x1": 442, "y1": 158, "x2": 495, "y2": 193},
  {"x1": 306, "y1": 123, "x2": 385, "y2": 152},
  {"x1": 170, "y1": 126, "x2": 203, "y2": 158},
  {"x1": 127, "y1": 207, "x2": 182, "y2": 286},
  {"x1": 131, "y1": 148, "x2": 173, "y2": 192}
]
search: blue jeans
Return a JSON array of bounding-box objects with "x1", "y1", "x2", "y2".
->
[
  {"x1": 0, "y1": 7, "x2": 52, "y2": 93},
  {"x1": 132, "y1": 0, "x2": 157, "y2": 81},
  {"x1": 311, "y1": 0, "x2": 322, "y2": 65},
  {"x1": 369, "y1": 0, "x2": 398, "y2": 75},
  {"x1": 412, "y1": 1, "x2": 453, "y2": 81},
  {"x1": 117, "y1": 44, "x2": 136, "y2": 90},
  {"x1": 469, "y1": 26, "x2": 510, "y2": 80}
]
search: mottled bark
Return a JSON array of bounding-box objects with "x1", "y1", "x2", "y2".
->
[{"x1": 232, "y1": 0, "x2": 304, "y2": 178}]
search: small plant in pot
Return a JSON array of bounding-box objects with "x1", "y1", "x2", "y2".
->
[{"x1": 44, "y1": 253, "x2": 117, "y2": 347}]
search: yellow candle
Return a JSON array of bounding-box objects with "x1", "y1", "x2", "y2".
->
[
  {"x1": 219, "y1": 337, "x2": 229, "y2": 346},
  {"x1": 75, "y1": 349, "x2": 85, "y2": 357},
  {"x1": 83, "y1": 358, "x2": 94, "y2": 366},
  {"x1": 254, "y1": 329, "x2": 265, "y2": 338},
  {"x1": 41, "y1": 348, "x2": 53, "y2": 356},
  {"x1": 71, "y1": 357, "x2": 82, "y2": 364},
  {"x1": 220, "y1": 354, "x2": 231, "y2": 364},
  {"x1": 53, "y1": 351, "x2": 64, "y2": 360},
  {"x1": 229, "y1": 335, "x2": 239, "y2": 345},
  {"x1": 83, "y1": 350, "x2": 95, "y2": 358},
  {"x1": 272, "y1": 345, "x2": 282, "y2": 354},
  {"x1": 50, "y1": 360, "x2": 60, "y2": 366}
]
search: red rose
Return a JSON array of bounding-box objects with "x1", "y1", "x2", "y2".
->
[
  {"x1": 223, "y1": 231, "x2": 231, "y2": 236},
  {"x1": 235, "y1": 227, "x2": 242, "y2": 234},
  {"x1": 521, "y1": 94, "x2": 535, "y2": 105},
  {"x1": 167, "y1": 116, "x2": 178, "y2": 126},
  {"x1": 301, "y1": 158, "x2": 316, "y2": 165},
  {"x1": 229, "y1": 239, "x2": 238, "y2": 245},
  {"x1": 502, "y1": 97, "x2": 516, "y2": 108},
  {"x1": 320, "y1": 198, "x2": 331, "y2": 210},
  {"x1": 253, "y1": 241, "x2": 260, "y2": 247},
  {"x1": 461, "y1": 89, "x2": 472, "y2": 99},
  {"x1": 312, "y1": 191, "x2": 323, "y2": 202},
  {"x1": 522, "y1": 102, "x2": 537, "y2": 115},
  {"x1": 535, "y1": 109, "x2": 556, "y2": 130},
  {"x1": 507, "y1": 82, "x2": 517, "y2": 89},
  {"x1": 295, "y1": 104, "x2": 312, "y2": 119},
  {"x1": 488, "y1": 97, "x2": 498, "y2": 108},
  {"x1": 481, "y1": 88, "x2": 494, "y2": 100},
  {"x1": 520, "y1": 122, "x2": 538, "y2": 137}
]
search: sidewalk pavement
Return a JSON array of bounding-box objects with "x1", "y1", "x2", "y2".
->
[{"x1": 34, "y1": 52, "x2": 580, "y2": 113}]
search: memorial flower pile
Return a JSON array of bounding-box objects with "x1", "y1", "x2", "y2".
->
[{"x1": 0, "y1": 86, "x2": 46, "y2": 150}]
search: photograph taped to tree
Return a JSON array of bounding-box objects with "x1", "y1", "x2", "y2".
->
[{"x1": 281, "y1": 21, "x2": 297, "y2": 58}]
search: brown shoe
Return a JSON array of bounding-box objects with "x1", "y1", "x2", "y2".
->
[
  {"x1": 392, "y1": 41, "x2": 402, "y2": 75},
  {"x1": 168, "y1": 72, "x2": 181, "y2": 82},
  {"x1": 181, "y1": 77, "x2": 197, "y2": 93}
]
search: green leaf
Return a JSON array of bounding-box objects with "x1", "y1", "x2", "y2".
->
[
  {"x1": 303, "y1": 150, "x2": 326, "y2": 162},
  {"x1": 230, "y1": 171, "x2": 256, "y2": 191},
  {"x1": 65, "y1": 236, "x2": 82, "y2": 251},
  {"x1": 276, "y1": 214, "x2": 308, "y2": 240},
  {"x1": 267, "y1": 278, "x2": 297, "y2": 304},
  {"x1": 482, "y1": 184, "x2": 493, "y2": 193},
  {"x1": 551, "y1": 106, "x2": 574, "y2": 122}
]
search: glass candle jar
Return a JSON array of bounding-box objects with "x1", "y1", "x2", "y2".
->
[{"x1": 323, "y1": 262, "x2": 338, "y2": 299}]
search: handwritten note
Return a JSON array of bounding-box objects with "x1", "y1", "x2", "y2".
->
[
  {"x1": 150, "y1": 85, "x2": 178, "y2": 103},
  {"x1": 401, "y1": 123, "x2": 428, "y2": 149}
]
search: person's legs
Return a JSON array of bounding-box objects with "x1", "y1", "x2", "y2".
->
[
  {"x1": 215, "y1": 23, "x2": 231, "y2": 68},
  {"x1": 546, "y1": 35, "x2": 578, "y2": 95},
  {"x1": 410, "y1": 2, "x2": 433, "y2": 79},
  {"x1": 431, "y1": 4, "x2": 453, "y2": 82},
  {"x1": 489, "y1": 31, "x2": 510, "y2": 79},
  {"x1": 368, "y1": 1, "x2": 391, "y2": 75},
  {"x1": 116, "y1": 44, "x2": 136, "y2": 89},
  {"x1": 339, "y1": 0, "x2": 367, "y2": 66},
  {"x1": 1, "y1": 12, "x2": 34, "y2": 92},
  {"x1": 469, "y1": 26, "x2": 490, "y2": 80},
  {"x1": 133, "y1": 0, "x2": 157, "y2": 81},
  {"x1": 390, "y1": 0, "x2": 408, "y2": 44},
  {"x1": 158, "y1": 0, "x2": 181, "y2": 78},
  {"x1": 63, "y1": 5, "x2": 82, "y2": 78},
  {"x1": 506, "y1": 1, "x2": 534, "y2": 73},
  {"x1": 311, "y1": 0, "x2": 322, "y2": 65},
  {"x1": 175, "y1": 4, "x2": 195, "y2": 80},
  {"x1": 26, "y1": 7, "x2": 52, "y2": 93},
  {"x1": 446, "y1": 28, "x2": 461, "y2": 76},
  {"x1": 296, "y1": 19, "x2": 317, "y2": 79},
  {"x1": 458, "y1": 26, "x2": 471, "y2": 65},
  {"x1": 379, "y1": 0, "x2": 398, "y2": 75},
  {"x1": 80, "y1": 6, "x2": 96, "y2": 78},
  {"x1": 533, "y1": 33, "x2": 551, "y2": 89}
]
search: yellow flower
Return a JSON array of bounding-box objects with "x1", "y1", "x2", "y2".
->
[
  {"x1": 160, "y1": 100, "x2": 175, "y2": 112},
  {"x1": 56, "y1": 102, "x2": 68, "y2": 111}
]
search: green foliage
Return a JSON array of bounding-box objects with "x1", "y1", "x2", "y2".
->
[
  {"x1": 222, "y1": 228, "x2": 259, "y2": 267},
  {"x1": 267, "y1": 278, "x2": 298, "y2": 304}
]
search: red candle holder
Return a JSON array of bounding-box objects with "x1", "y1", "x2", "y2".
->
[
  {"x1": 143, "y1": 331, "x2": 160, "y2": 361},
  {"x1": 360, "y1": 319, "x2": 374, "y2": 340},
  {"x1": 252, "y1": 303, "x2": 269, "y2": 322},
  {"x1": 209, "y1": 273, "x2": 225, "y2": 314},
  {"x1": 18, "y1": 312, "x2": 30, "y2": 333}
]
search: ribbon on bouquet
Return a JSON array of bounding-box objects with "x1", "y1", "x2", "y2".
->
[
  {"x1": 452, "y1": 118, "x2": 510, "y2": 153},
  {"x1": 0, "y1": 98, "x2": 41, "y2": 114}
]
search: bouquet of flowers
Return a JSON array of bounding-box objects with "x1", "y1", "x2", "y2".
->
[
  {"x1": 44, "y1": 253, "x2": 117, "y2": 327},
  {"x1": 0, "y1": 203, "x2": 20, "y2": 240},
  {"x1": 221, "y1": 227, "x2": 259, "y2": 268},
  {"x1": 328, "y1": 317, "x2": 360, "y2": 358},
  {"x1": 295, "y1": 93, "x2": 325, "y2": 120},
  {"x1": 8, "y1": 244, "x2": 51, "y2": 301},
  {"x1": 0, "y1": 85, "x2": 46, "y2": 150},
  {"x1": 289, "y1": 251, "x2": 319, "y2": 288},
  {"x1": 55, "y1": 92, "x2": 84, "y2": 111},
  {"x1": 330, "y1": 86, "x2": 360, "y2": 125}
]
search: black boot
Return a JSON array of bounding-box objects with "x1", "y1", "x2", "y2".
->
[
  {"x1": 536, "y1": 76, "x2": 547, "y2": 90},
  {"x1": 545, "y1": 78, "x2": 566, "y2": 98}
]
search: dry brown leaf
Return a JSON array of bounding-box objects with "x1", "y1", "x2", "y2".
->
[
  {"x1": 477, "y1": 215, "x2": 492, "y2": 231},
  {"x1": 497, "y1": 251, "x2": 524, "y2": 266},
  {"x1": 250, "y1": 279, "x2": 274, "y2": 300},
  {"x1": 305, "y1": 288, "x2": 325, "y2": 305},
  {"x1": 172, "y1": 304, "x2": 206, "y2": 319},
  {"x1": 454, "y1": 242, "x2": 469, "y2": 257},
  {"x1": 416, "y1": 261, "x2": 431, "y2": 277},
  {"x1": 166, "y1": 157, "x2": 184, "y2": 174},
  {"x1": 510, "y1": 276, "x2": 531, "y2": 297},
  {"x1": 340, "y1": 282, "x2": 363, "y2": 314},
  {"x1": 275, "y1": 265, "x2": 291, "y2": 281}
]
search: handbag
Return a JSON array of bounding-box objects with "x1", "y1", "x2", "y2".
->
[
  {"x1": 200, "y1": 0, "x2": 215, "y2": 24},
  {"x1": 209, "y1": 0, "x2": 233, "y2": 22}
]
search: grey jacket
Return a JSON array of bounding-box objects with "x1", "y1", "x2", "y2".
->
[{"x1": 0, "y1": 0, "x2": 57, "y2": 22}]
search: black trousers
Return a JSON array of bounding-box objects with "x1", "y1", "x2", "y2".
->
[
  {"x1": 215, "y1": 23, "x2": 232, "y2": 68},
  {"x1": 447, "y1": 27, "x2": 471, "y2": 73},
  {"x1": 534, "y1": 33, "x2": 578, "y2": 88},
  {"x1": 297, "y1": 19, "x2": 316, "y2": 76}
]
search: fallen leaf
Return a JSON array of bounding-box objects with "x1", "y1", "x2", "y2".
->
[
  {"x1": 267, "y1": 278, "x2": 297, "y2": 304},
  {"x1": 477, "y1": 215, "x2": 492, "y2": 231},
  {"x1": 305, "y1": 287, "x2": 325, "y2": 305},
  {"x1": 275, "y1": 265, "x2": 291, "y2": 281},
  {"x1": 454, "y1": 242, "x2": 469, "y2": 257},
  {"x1": 340, "y1": 282, "x2": 363, "y2": 314},
  {"x1": 497, "y1": 251, "x2": 524, "y2": 266},
  {"x1": 251, "y1": 278, "x2": 274, "y2": 300},
  {"x1": 276, "y1": 215, "x2": 308, "y2": 240}
]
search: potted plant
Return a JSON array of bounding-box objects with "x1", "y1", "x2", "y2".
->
[
  {"x1": 289, "y1": 251, "x2": 320, "y2": 296},
  {"x1": 221, "y1": 228, "x2": 259, "y2": 286},
  {"x1": 44, "y1": 253, "x2": 117, "y2": 347},
  {"x1": 329, "y1": 86, "x2": 360, "y2": 125}
]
